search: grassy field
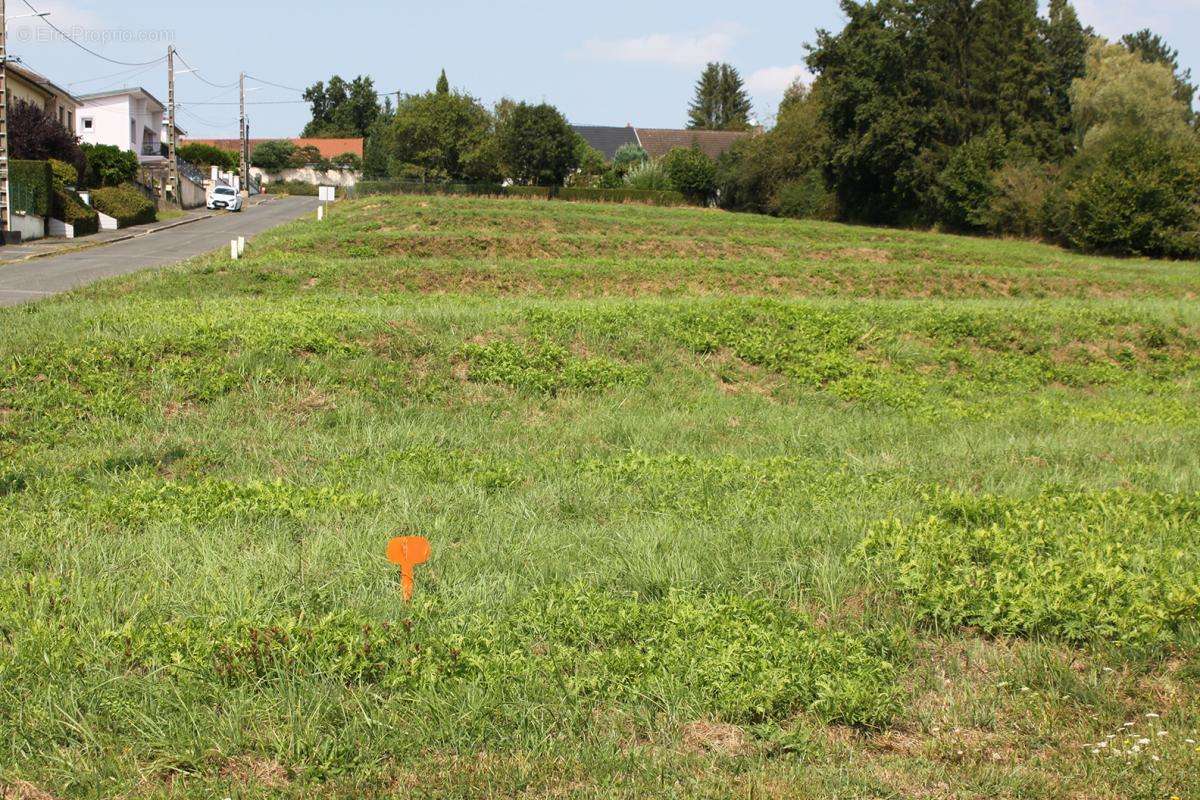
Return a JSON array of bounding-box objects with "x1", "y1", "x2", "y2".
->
[{"x1": 1, "y1": 195, "x2": 1198, "y2": 799}]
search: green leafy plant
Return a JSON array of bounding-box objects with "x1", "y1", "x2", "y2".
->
[
  {"x1": 662, "y1": 147, "x2": 717, "y2": 204},
  {"x1": 624, "y1": 159, "x2": 672, "y2": 191},
  {"x1": 91, "y1": 183, "x2": 157, "y2": 227},
  {"x1": 81, "y1": 143, "x2": 139, "y2": 188}
]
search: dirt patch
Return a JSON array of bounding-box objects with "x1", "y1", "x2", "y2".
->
[
  {"x1": 0, "y1": 781, "x2": 56, "y2": 800},
  {"x1": 681, "y1": 720, "x2": 750, "y2": 756},
  {"x1": 218, "y1": 757, "x2": 290, "y2": 788}
]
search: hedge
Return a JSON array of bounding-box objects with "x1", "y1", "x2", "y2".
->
[
  {"x1": 9, "y1": 160, "x2": 52, "y2": 216},
  {"x1": 91, "y1": 183, "x2": 157, "y2": 227},
  {"x1": 53, "y1": 188, "x2": 99, "y2": 236},
  {"x1": 266, "y1": 180, "x2": 321, "y2": 196},
  {"x1": 48, "y1": 157, "x2": 98, "y2": 236},
  {"x1": 348, "y1": 181, "x2": 689, "y2": 206}
]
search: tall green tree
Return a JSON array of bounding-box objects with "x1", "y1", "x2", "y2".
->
[
  {"x1": 1043, "y1": 0, "x2": 1091, "y2": 157},
  {"x1": 687, "y1": 63, "x2": 753, "y2": 130},
  {"x1": 496, "y1": 102, "x2": 580, "y2": 186},
  {"x1": 436, "y1": 69, "x2": 450, "y2": 95},
  {"x1": 302, "y1": 75, "x2": 381, "y2": 138},
  {"x1": 389, "y1": 90, "x2": 498, "y2": 182},
  {"x1": 1121, "y1": 30, "x2": 1197, "y2": 118}
]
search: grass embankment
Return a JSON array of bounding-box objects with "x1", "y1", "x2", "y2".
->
[{"x1": 1, "y1": 196, "x2": 1198, "y2": 798}]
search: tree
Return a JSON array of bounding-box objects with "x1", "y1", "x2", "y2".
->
[
  {"x1": 436, "y1": 69, "x2": 450, "y2": 95},
  {"x1": 302, "y1": 75, "x2": 381, "y2": 138},
  {"x1": 80, "y1": 143, "x2": 139, "y2": 188},
  {"x1": 363, "y1": 99, "x2": 395, "y2": 179},
  {"x1": 717, "y1": 81, "x2": 833, "y2": 218},
  {"x1": 687, "y1": 63, "x2": 753, "y2": 130},
  {"x1": 8, "y1": 100, "x2": 85, "y2": 180},
  {"x1": 251, "y1": 140, "x2": 298, "y2": 172},
  {"x1": 390, "y1": 90, "x2": 498, "y2": 182},
  {"x1": 1043, "y1": 0, "x2": 1091, "y2": 158},
  {"x1": 1071, "y1": 41, "x2": 1192, "y2": 148},
  {"x1": 496, "y1": 102, "x2": 580, "y2": 186},
  {"x1": 1047, "y1": 128, "x2": 1200, "y2": 258},
  {"x1": 177, "y1": 142, "x2": 239, "y2": 171},
  {"x1": 1121, "y1": 29, "x2": 1197, "y2": 118}
]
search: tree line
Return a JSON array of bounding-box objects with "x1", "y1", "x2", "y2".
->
[{"x1": 719, "y1": 0, "x2": 1199, "y2": 258}]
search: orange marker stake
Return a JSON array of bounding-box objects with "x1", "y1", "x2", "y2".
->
[{"x1": 386, "y1": 536, "x2": 431, "y2": 601}]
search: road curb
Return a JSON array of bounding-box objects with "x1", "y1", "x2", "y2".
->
[{"x1": 0, "y1": 213, "x2": 215, "y2": 266}]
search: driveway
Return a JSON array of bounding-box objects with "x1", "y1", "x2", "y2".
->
[{"x1": 0, "y1": 195, "x2": 320, "y2": 306}]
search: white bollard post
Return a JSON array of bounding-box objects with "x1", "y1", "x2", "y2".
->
[
  {"x1": 238, "y1": 236, "x2": 246, "y2": 256},
  {"x1": 317, "y1": 205, "x2": 325, "y2": 222},
  {"x1": 231, "y1": 240, "x2": 239, "y2": 260}
]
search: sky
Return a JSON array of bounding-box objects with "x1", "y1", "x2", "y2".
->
[{"x1": 8, "y1": 0, "x2": 1199, "y2": 139}]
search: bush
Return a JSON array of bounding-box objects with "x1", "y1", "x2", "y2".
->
[
  {"x1": 662, "y1": 147, "x2": 717, "y2": 204},
  {"x1": 612, "y1": 143, "x2": 649, "y2": 175},
  {"x1": 91, "y1": 183, "x2": 157, "y2": 227},
  {"x1": 81, "y1": 143, "x2": 138, "y2": 188},
  {"x1": 50, "y1": 158, "x2": 81, "y2": 188},
  {"x1": 352, "y1": 180, "x2": 505, "y2": 198},
  {"x1": 330, "y1": 152, "x2": 362, "y2": 171},
  {"x1": 774, "y1": 169, "x2": 838, "y2": 220},
  {"x1": 178, "y1": 143, "x2": 239, "y2": 172},
  {"x1": 251, "y1": 140, "x2": 297, "y2": 172},
  {"x1": 9, "y1": 160, "x2": 52, "y2": 216},
  {"x1": 935, "y1": 128, "x2": 1008, "y2": 232},
  {"x1": 1047, "y1": 128, "x2": 1200, "y2": 258},
  {"x1": 986, "y1": 162, "x2": 1054, "y2": 238},
  {"x1": 624, "y1": 160, "x2": 672, "y2": 191},
  {"x1": 289, "y1": 145, "x2": 327, "y2": 169},
  {"x1": 265, "y1": 180, "x2": 321, "y2": 196}
]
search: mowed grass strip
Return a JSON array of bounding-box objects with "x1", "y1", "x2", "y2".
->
[{"x1": 1, "y1": 195, "x2": 1198, "y2": 798}]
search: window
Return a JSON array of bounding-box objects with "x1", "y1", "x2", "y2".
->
[
  {"x1": 68, "y1": 111, "x2": 74, "y2": 129},
  {"x1": 82, "y1": 118, "x2": 93, "y2": 130}
]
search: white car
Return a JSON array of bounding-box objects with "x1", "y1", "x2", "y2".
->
[{"x1": 207, "y1": 185, "x2": 243, "y2": 212}]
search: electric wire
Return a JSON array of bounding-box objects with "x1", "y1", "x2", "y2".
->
[{"x1": 18, "y1": 0, "x2": 165, "y2": 67}]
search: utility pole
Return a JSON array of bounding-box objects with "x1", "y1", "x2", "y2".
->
[
  {"x1": 167, "y1": 45, "x2": 180, "y2": 206},
  {"x1": 239, "y1": 71, "x2": 247, "y2": 194},
  {"x1": 1, "y1": 0, "x2": 10, "y2": 244}
]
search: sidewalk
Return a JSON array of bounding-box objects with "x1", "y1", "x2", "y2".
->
[{"x1": 0, "y1": 197, "x2": 274, "y2": 266}]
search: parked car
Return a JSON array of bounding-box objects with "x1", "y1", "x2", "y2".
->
[{"x1": 207, "y1": 185, "x2": 243, "y2": 212}]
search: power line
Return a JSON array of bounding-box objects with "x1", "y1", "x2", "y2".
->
[
  {"x1": 173, "y1": 49, "x2": 239, "y2": 89},
  {"x1": 18, "y1": 0, "x2": 164, "y2": 67},
  {"x1": 182, "y1": 99, "x2": 308, "y2": 106},
  {"x1": 244, "y1": 74, "x2": 306, "y2": 94}
]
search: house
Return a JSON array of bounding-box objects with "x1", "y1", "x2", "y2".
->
[
  {"x1": 181, "y1": 138, "x2": 364, "y2": 161},
  {"x1": 631, "y1": 128, "x2": 751, "y2": 161},
  {"x1": 75, "y1": 88, "x2": 168, "y2": 162},
  {"x1": 572, "y1": 124, "x2": 753, "y2": 162},
  {"x1": 6, "y1": 61, "x2": 80, "y2": 131},
  {"x1": 571, "y1": 125, "x2": 640, "y2": 160}
]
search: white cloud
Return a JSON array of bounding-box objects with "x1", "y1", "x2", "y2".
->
[
  {"x1": 746, "y1": 64, "x2": 813, "y2": 95},
  {"x1": 575, "y1": 24, "x2": 743, "y2": 68}
]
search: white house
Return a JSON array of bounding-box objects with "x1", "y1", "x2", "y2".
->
[{"x1": 76, "y1": 88, "x2": 167, "y2": 163}]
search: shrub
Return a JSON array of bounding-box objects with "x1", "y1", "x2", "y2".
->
[
  {"x1": 662, "y1": 147, "x2": 717, "y2": 203},
  {"x1": 8, "y1": 99, "x2": 85, "y2": 180},
  {"x1": 178, "y1": 143, "x2": 239, "y2": 171},
  {"x1": 624, "y1": 160, "x2": 672, "y2": 191},
  {"x1": 935, "y1": 128, "x2": 1008, "y2": 232},
  {"x1": 9, "y1": 160, "x2": 52, "y2": 216},
  {"x1": 48, "y1": 158, "x2": 98, "y2": 235},
  {"x1": 289, "y1": 145, "x2": 327, "y2": 169},
  {"x1": 266, "y1": 180, "x2": 321, "y2": 196},
  {"x1": 251, "y1": 140, "x2": 297, "y2": 172},
  {"x1": 986, "y1": 162, "x2": 1054, "y2": 238},
  {"x1": 1047, "y1": 128, "x2": 1200, "y2": 258},
  {"x1": 81, "y1": 143, "x2": 138, "y2": 188},
  {"x1": 774, "y1": 169, "x2": 837, "y2": 220},
  {"x1": 91, "y1": 183, "x2": 157, "y2": 227},
  {"x1": 330, "y1": 152, "x2": 363, "y2": 171},
  {"x1": 612, "y1": 143, "x2": 649, "y2": 175},
  {"x1": 50, "y1": 158, "x2": 81, "y2": 188}
]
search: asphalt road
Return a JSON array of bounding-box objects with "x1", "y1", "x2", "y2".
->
[{"x1": 0, "y1": 196, "x2": 320, "y2": 307}]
